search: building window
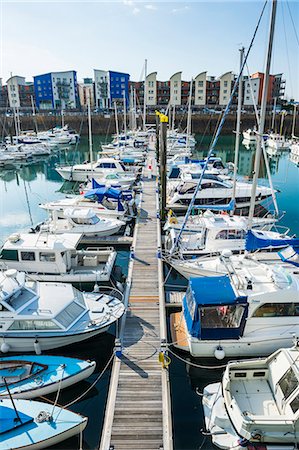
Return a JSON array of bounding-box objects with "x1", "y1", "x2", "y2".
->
[
  {"x1": 121, "y1": 77, "x2": 125, "y2": 82},
  {"x1": 198, "y1": 80, "x2": 203, "y2": 87},
  {"x1": 198, "y1": 89, "x2": 203, "y2": 94},
  {"x1": 224, "y1": 89, "x2": 227, "y2": 93},
  {"x1": 224, "y1": 81, "x2": 228, "y2": 87}
]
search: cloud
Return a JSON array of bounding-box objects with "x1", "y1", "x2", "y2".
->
[
  {"x1": 132, "y1": 7, "x2": 140, "y2": 14},
  {"x1": 172, "y1": 6, "x2": 190, "y2": 14},
  {"x1": 123, "y1": 0, "x2": 134, "y2": 5},
  {"x1": 145, "y1": 4, "x2": 157, "y2": 10}
]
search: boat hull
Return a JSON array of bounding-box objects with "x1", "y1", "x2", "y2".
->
[{"x1": 0, "y1": 326, "x2": 110, "y2": 353}]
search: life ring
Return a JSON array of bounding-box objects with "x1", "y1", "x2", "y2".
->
[{"x1": 169, "y1": 217, "x2": 178, "y2": 225}]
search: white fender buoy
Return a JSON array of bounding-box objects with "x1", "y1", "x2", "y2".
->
[
  {"x1": 1, "y1": 342, "x2": 10, "y2": 353},
  {"x1": 34, "y1": 340, "x2": 42, "y2": 355},
  {"x1": 93, "y1": 283, "x2": 100, "y2": 293},
  {"x1": 214, "y1": 346, "x2": 225, "y2": 360}
]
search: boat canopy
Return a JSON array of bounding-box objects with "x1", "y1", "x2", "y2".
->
[
  {"x1": 183, "y1": 276, "x2": 247, "y2": 340},
  {"x1": 192, "y1": 199, "x2": 235, "y2": 212},
  {"x1": 87, "y1": 181, "x2": 133, "y2": 211},
  {"x1": 245, "y1": 230, "x2": 299, "y2": 251}
]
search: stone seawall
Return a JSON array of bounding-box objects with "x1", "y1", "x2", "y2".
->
[{"x1": 1, "y1": 113, "x2": 297, "y2": 136}]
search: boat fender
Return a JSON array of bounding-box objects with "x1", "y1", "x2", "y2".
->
[
  {"x1": 36, "y1": 410, "x2": 53, "y2": 423},
  {"x1": 214, "y1": 346, "x2": 225, "y2": 360},
  {"x1": 237, "y1": 438, "x2": 250, "y2": 448},
  {"x1": 1, "y1": 342, "x2": 10, "y2": 353},
  {"x1": 93, "y1": 283, "x2": 100, "y2": 293},
  {"x1": 34, "y1": 339, "x2": 42, "y2": 355},
  {"x1": 169, "y1": 217, "x2": 178, "y2": 225}
]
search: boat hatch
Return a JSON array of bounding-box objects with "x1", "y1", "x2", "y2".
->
[
  {"x1": 0, "y1": 406, "x2": 33, "y2": 434},
  {"x1": 183, "y1": 276, "x2": 248, "y2": 340}
]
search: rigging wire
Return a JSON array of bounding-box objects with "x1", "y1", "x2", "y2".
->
[{"x1": 170, "y1": 0, "x2": 269, "y2": 255}]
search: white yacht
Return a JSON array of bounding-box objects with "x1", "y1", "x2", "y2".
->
[
  {"x1": 242, "y1": 128, "x2": 257, "y2": 142},
  {"x1": 56, "y1": 157, "x2": 137, "y2": 182},
  {"x1": 43, "y1": 208, "x2": 125, "y2": 237},
  {"x1": 39, "y1": 189, "x2": 133, "y2": 221},
  {"x1": 267, "y1": 132, "x2": 290, "y2": 151},
  {"x1": 170, "y1": 256, "x2": 299, "y2": 358},
  {"x1": 164, "y1": 212, "x2": 286, "y2": 257},
  {"x1": 0, "y1": 232, "x2": 116, "y2": 283},
  {"x1": 167, "y1": 175, "x2": 273, "y2": 212},
  {"x1": 202, "y1": 344, "x2": 299, "y2": 449},
  {"x1": 0, "y1": 269, "x2": 125, "y2": 353}
]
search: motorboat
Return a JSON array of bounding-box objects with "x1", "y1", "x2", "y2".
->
[
  {"x1": 0, "y1": 398, "x2": 87, "y2": 449},
  {"x1": 43, "y1": 208, "x2": 125, "y2": 237},
  {"x1": 242, "y1": 128, "x2": 257, "y2": 142},
  {"x1": 39, "y1": 186, "x2": 135, "y2": 221},
  {"x1": 170, "y1": 257, "x2": 299, "y2": 358},
  {"x1": 202, "y1": 343, "x2": 299, "y2": 449},
  {"x1": 164, "y1": 212, "x2": 288, "y2": 257},
  {"x1": 0, "y1": 232, "x2": 116, "y2": 283},
  {"x1": 55, "y1": 157, "x2": 137, "y2": 182},
  {"x1": 166, "y1": 174, "x2": 273, "y2": 212},
  {"x1": 0, "y1": 269, "x2": 125, "y2": 352},
  {"x1": 266, "y1": 132, "x2": 290, "y2": 151},
  {"x1": 0, "y1": 355, "x2": 96, "y2": 398}
]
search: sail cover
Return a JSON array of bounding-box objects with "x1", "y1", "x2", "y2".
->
[{"x1": 245, "y1": 230, "x2": 299, "y2": 251}]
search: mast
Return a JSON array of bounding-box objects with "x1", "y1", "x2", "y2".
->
[
  {"x1": 231, "y1": 47, "x2": 245, "y2": 215},
  {"x1": 143, "y1": 59, "x2": 147, "y2": 131},
  {"x1": 186, "y1": 78, "x2": 193, "y2": 151},
  {"x1": 279, "y1": 111, "x2": 285, "y2": 136},
  {"x1": 61, "y1": 108, "x2": 64, "y2": 128},
  {"x1": 247, "y1": 0, "x2": 277, "y2": 229},
  {"x1": 87, "y1": 95, "x2": 93, "y2": 178},
  {"x1": 271, "y1": 97, "x2": 277, "y2": 130},
  {"x1": 292, "y1": 104, "x2": 297, "y2": 138},
  {"x1": 123, "y1": 90, "x2": 127, "y2": 145},
  {"x1": 31, "y1": 95, "x2": 38, "y2": 134},
  {"x1": 172, "y1": 104, "x2": 176, "y2": 132},
  {"x1": 114, "y1": 101, "x2": 119, "y2": 144}
]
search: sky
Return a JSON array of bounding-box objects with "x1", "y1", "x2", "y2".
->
[{"x1": 0, "y1": 0, "x2": 298, "y2": 100}]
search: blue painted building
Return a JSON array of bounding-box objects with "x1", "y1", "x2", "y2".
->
[
  {"x1": 34, "y1": 71, "x2": 79, "y2": 109},
  {"x1": 109, "y1": 71, "x2": 130, "y2": 108}
]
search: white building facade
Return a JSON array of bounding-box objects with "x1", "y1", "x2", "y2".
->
[
  {"x1": 219, "y1": 71, "x2": 234, "y2": 105},
  {"x1": 94, "y1": 69, "x2": 109, "y2": 110},
  {"x1": 146, "y1": 72, "x2": 157, "y2": 106},
  {"x1": 194, "y1": 72, "x2": 207, "y2": 105},
  {"x1": 243, "y1": 77, "x2": 260, "y2": 106},
  {"x1": 170, "y1": 72, "x2": 182, "y2": 106},
  {"x1": 7, "y1": 76, "x2": 25, "y2": 108}
]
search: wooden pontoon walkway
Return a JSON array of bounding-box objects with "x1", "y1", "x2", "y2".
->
[{"x1": 100, "y1": 149, "x2": 172, "y2": 450}]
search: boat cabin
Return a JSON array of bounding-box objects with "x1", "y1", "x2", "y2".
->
[{"x1": 183, "y1": 276, "x2": 248, "y2": 340}]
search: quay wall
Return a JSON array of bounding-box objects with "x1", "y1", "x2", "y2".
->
[{"x1": 1, "y1": 114, "x2": 298, "y2": 136}]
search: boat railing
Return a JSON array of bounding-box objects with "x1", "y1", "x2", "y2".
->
[{"x1": 220, "y1": 255, "x2": 244, "y2": 291}]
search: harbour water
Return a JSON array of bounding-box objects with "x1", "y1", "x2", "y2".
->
[{"x1": 0, "y1": 134, "x2": 298, "y2": 449}]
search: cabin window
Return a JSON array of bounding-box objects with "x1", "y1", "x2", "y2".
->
[
  {"x1": 55, "y1": 301, "x2": 85, "y2": 328},
  {"x1": 185, "y1": 287, "x2": 196, "y2": 320},
  {"x1": 39, "y1": 252, "x2": 56, "y2": 262},
  {"x1": 253, "y1": 303, "x2": 299, "y2": 317},
  {"x1": 73, "y1": 287, "x2": 85, "y2": 306},
  {"x1": 290, "y1": 394, "x2": 299, "y2": 413},
  {"x1": 200, "y1": 304, "x2": 244, "y2": 329},
  {"x1": 0, "y1": 249, "x2": 19, "y2": 261},
  {"x1": 215, "y1": 230, "x2": 246, "y2": 240},
  {"x1": 97, "y1": 162, "x2": 116, "y2": 169},
  {"x1": 278, "y1": 368, "x2": 298, "y2": 401},
  {"x1": 9, "y1": 320, "x2": 60, "y2": 330},
  {"x1": 20, "y1": 252, "x2": 35, "y2": 261}
]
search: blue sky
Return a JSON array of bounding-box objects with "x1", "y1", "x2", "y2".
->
[{"x1": 1, "y1": 0, "x2": 298, "y2": 99}]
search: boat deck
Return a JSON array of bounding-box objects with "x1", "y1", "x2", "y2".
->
[{"x1": 100, "y1": 148, "x2": 172, "y2": 450}]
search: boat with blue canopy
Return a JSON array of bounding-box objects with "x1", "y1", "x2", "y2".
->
[
  {"x1": 170, "y1": 256, "x2": 299, "y2": 359},
  {"x1": 0, "y1": 355, "x2": 96, "y2": 399}
]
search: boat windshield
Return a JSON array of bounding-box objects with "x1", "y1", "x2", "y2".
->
[
  {"x1": 55, "y1": 301, "x2": 85, "y2": 329},
  {"x1": 278, "y1": 368, "x2": 299, "y2": 403},
  {"x1": 200, "y1": 305, "x2": 244, "y2": 329},
  {"x1": 72, "y1": 216, "x2": 100, "y2": 225}
]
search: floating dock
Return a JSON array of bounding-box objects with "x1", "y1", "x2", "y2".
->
[{"x1": 100, "y1": 148, "x2": 173, "y2": 450}]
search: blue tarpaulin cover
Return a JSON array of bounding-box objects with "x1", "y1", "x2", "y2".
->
[
  {"x1": 183, "y1": 276, "x2": 247, "y2": 339},
  {"x1": 192, "y1": 199, "x2": 235, "y2": 212},
  {"x1": 278, "y1": 246, "x2": 299, "y2": 267},
  {"x1": 245, "y1": 230, "x2": 299, "y2": 251}
]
